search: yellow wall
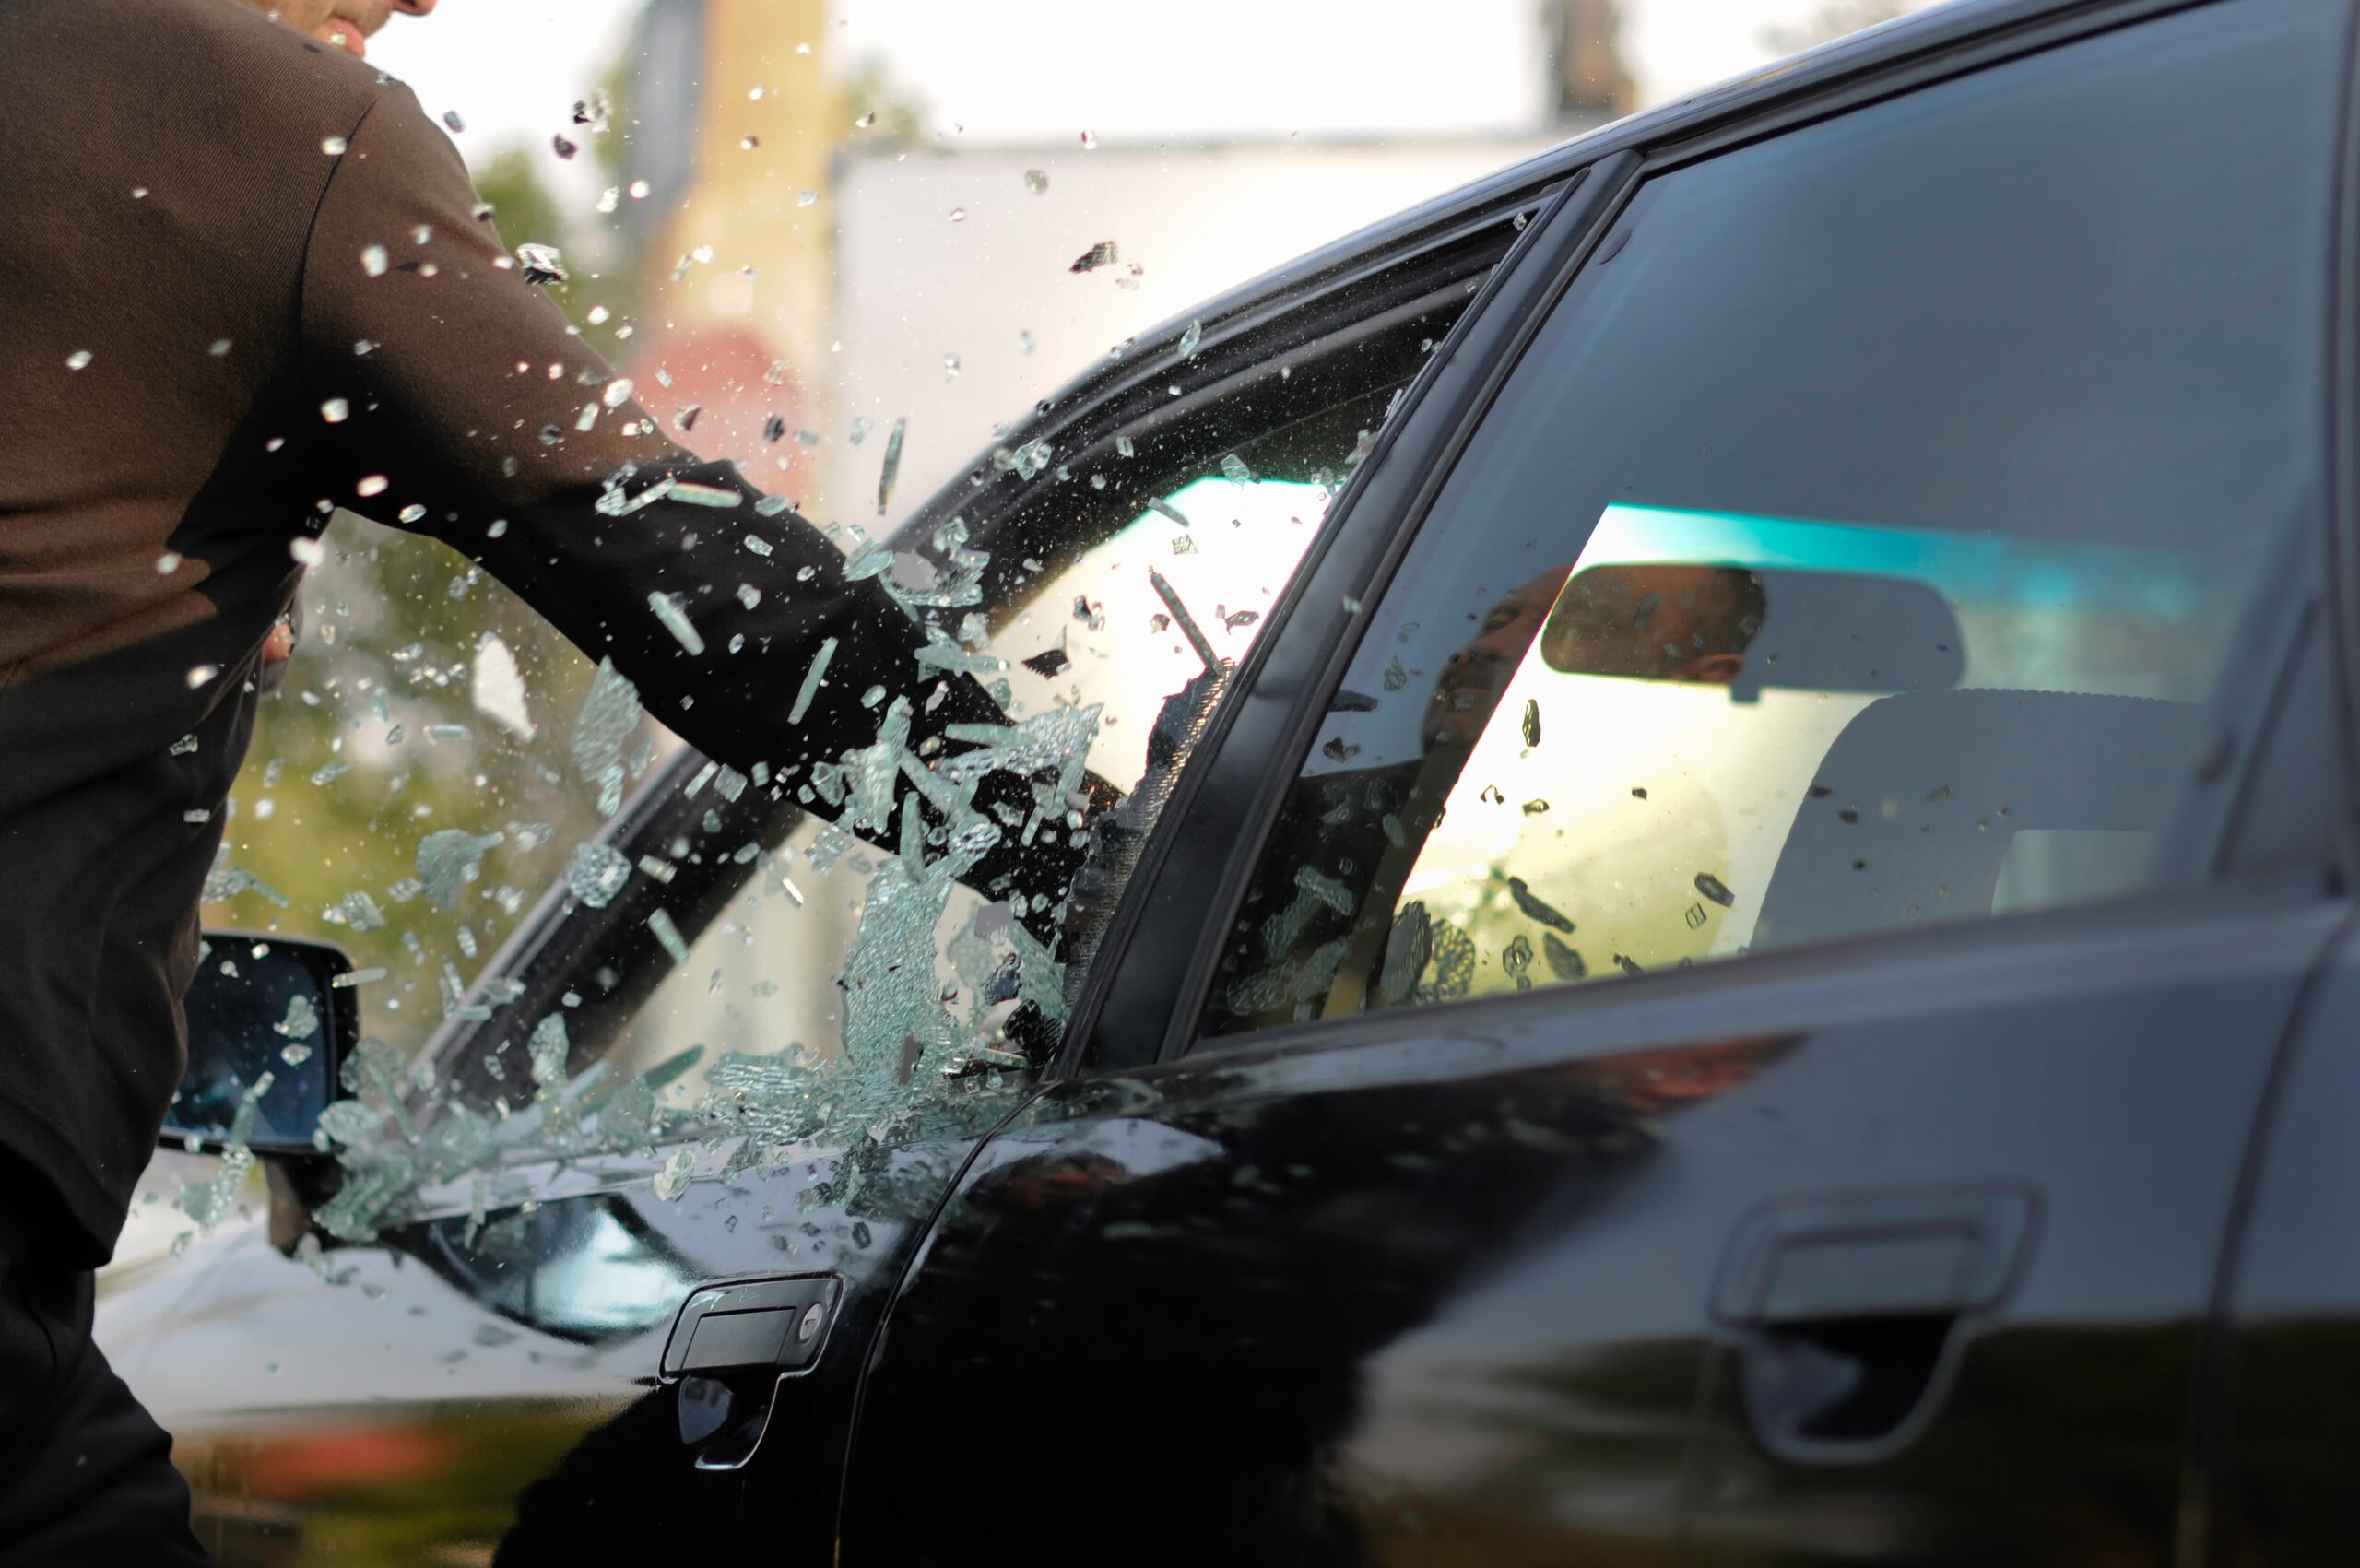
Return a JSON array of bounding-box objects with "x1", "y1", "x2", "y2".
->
[{"x1": 639, "y1": 0, "x2": 843, "y2": 510}]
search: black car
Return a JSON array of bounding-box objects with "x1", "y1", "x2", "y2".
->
[{"x1": 109, "y1": 0, "x2": 2360, "y2": 1561}]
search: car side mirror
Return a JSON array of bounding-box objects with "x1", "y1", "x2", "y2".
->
[{"x1": 162, "y1": 932, "x2": 358, "y2": 1157}]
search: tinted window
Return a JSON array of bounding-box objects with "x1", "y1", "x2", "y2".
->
[{"x1": 1206, "y1": 0, "x2": 2337, "y2": 1037}]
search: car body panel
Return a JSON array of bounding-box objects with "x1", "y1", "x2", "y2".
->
[
  {"x1": 136, "y1": 1115, "x2": 1026, "y2": 1564},
  {"x1": 840, "y1": 890, "x2": 2345, "y2": 1564},
  {"x1": 2216, "y1": 923, "x2": 2360, "y2": 1565}
]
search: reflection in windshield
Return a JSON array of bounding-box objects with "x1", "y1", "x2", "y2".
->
[
  {"x1": 1216, "y1": 487, "x2": 2264, "y2": 1031},
  {"x1": 1396, "y1": 501, "x2": 2220, "y2": 996},
  {"x1": 1575, "y1": 504, "x2": 2211, "y2": 696}
]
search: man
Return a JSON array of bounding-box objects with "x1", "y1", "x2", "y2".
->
[
  {"x1": 0, "y1": 1, "x2": 997, "y2": 1557},
  {"x1": 278, "y1": 0, "x2": 431, "y2": 57}
]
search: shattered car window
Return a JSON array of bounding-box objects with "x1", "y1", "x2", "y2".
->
[
  {"x1": 165, "y1": 131, "x2": 1524, "y2": 1246},
  {"x1": 596, "y1": 471, "x2": 1334, "y2": 1111},
  {"x1": 353, "y1": 207, "x2": 1526, "y2": 1220}
]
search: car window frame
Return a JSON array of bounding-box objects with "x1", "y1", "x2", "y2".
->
[
  {"x1": 2328, "y1": 0, "x2": 2360, "y2": 882},
  {"x1": 408, "y1": 175, "x2": 1563, "y2": 1132},
  {"x1": 1055, "y1": 0, "x2": 2357, "y2": 1078}
]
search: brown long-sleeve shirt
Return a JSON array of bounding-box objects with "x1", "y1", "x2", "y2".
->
[{"x1": 0, "y1": 0, "x2": 971, "y2": 1264}]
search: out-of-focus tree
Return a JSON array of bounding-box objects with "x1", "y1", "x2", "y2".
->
[
  {"x1": 842, "y1": 53, "x2": 929, "y2": 149},
  {"x1": 1760, "y1": 0, "x2": 1908, "y2": 55},
  {"x1": 1543, "y1": 0, "x2": 1637, "y2": 122},
  {"x1": 205, "y1": 140, "x2": 663, "y2": 1064},
  {"x1": 472, "y1": 147, "x2": 571, "y2": 270}
]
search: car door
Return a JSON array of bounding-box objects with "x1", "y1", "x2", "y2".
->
[
  {"x1": 123, "y1": 751, "x2": 1026, "y2": 1568},
  {"x1": 837, "y1": 4, "x2": 2355, "y2": 1562},
  {"x1": 108, "y1": 171, "x2": 1547, "y2": 1568},
  {"x1": 2200, "y1": 632, "x2": 2359, "y2": 1568}
]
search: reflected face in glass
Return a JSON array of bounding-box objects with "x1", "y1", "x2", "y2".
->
[
  {"x1": 1424, "y1": 566, "x2": 1570, "y2": 749},
  {"x1": 1423, "y1": 562, "x2": 1764, "y2": 750},
  {"x1": 1540, "y1": 564, "x2": 1764, "y2": 686}
]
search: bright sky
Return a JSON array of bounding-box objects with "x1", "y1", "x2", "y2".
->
[{"x1": 363, "y1": 0, "x2": 1929, "y2": 162}]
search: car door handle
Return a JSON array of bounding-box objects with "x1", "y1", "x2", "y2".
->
[
  {"x1": 665, "y1": 1276, "x2": 840, "y2": 1376},
  {"x1": 663, "y1": 1275, "x2": 842, "y2": 1470},
  {"x1": 1711, "y1": 1185, "x2": 2038, "y2": 1462}
]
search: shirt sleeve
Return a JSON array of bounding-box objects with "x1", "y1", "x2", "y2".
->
[
  {"x1": 293, "y1": 81, "x2": 979, "y2": 772},
  {"x1": 289, "y1": 83, "x2": 1080, "y2": 921}
]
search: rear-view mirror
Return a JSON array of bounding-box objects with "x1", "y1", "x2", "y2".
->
[
  {"x1": 163, "y1": 932, "x2": 357, "y2": 1157},
  {"x1": 1541, "y1": 563, "x2": 1965, "y2": 702}
]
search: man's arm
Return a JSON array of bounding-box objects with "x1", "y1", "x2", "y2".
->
[
  {"x1": 292, "y1": 83, "x2": 985, "y2": 776},
  {"x1": 289, "y1": 82, "x2": 1085, "y2": 925}
]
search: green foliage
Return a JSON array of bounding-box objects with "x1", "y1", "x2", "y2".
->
[
  {"x1": 474, "y1": 143, "x2": 641, "y2": 361},
  {"x1": 469, "y1": 147, "x2": 570, "y2": 269},
  {"x1": 204, "y1": 131, "x2": 671, "y2": 1064},
  {"x1": 210, "y1": 527, "x2": 650, "y2": 1065},
  {"x1": 844, "y1": 53, "x2": 930, "y2": 148}
]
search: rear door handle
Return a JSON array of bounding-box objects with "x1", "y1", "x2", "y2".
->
[{"x1": 1712, "y1": 1185, "x2": 2038, "y2": 1461}]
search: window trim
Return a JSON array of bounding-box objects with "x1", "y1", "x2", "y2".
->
[
  {"x1": 1146, "y1": 873, "x2": 2345, "y2": 1082},
  {"x1": 415, "y1": 184, "x2": 1575, "y2": 1119},
  {"x1": 2327, "y1": 0, "x2": 2360, "y2": 880},
  {"x1": 1116, "y1": 0, "x2": 2353, "y2": 1070},
  {"x1": 1050, "y1": 172, "x2": 1598, "y2": 1077}
]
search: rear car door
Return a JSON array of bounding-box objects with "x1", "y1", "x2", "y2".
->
[
  {"x1": 108, "y1": 174, "x2": 1545, "y2": 1567},
  {"x1": 839, "y1": 4, "x2": 2355, "y2": 1562}
]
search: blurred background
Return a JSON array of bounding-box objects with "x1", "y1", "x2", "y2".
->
[{"x1": 141, "y1": 0, "x2": 1922, "y2": 1257}]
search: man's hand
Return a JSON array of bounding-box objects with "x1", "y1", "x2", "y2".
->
[
  {"x1": 259, "y1": 607, "x2": 300, "y2": 695},
  {"x1": 261, "y1": 0, "x2": 436, "y2": 60}
]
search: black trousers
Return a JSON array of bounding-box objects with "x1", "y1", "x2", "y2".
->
[{"x1": 0, "y1": 1203, "x2": 210, "y2": 1565}]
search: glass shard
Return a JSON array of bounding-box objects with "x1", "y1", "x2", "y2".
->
[
  {"x1": 417, "y1": 829, "x2": 502, "y2": 911},
  {"x1": 570, "y1": 658, "x2": 643, "y2": 816},
  {"x1": 564, "y1": 841, "x2": 631, "y2": 908},
  {"x1": 788, "y1": 636, "x2": 838, "y2": 725},
  {"x1": 877, "y1": 415, "x2": 908, "y2": 516},
  {"x1": 516, "y1": 242, "x2": 569, "y2": 286},
  {"x1": 648, "y1": 591, "x2": 706, "y2": 654}
]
